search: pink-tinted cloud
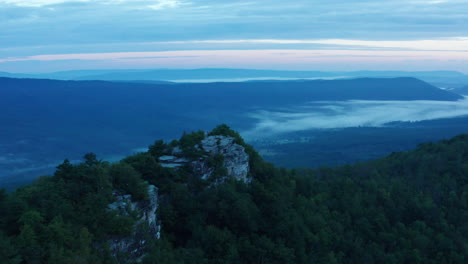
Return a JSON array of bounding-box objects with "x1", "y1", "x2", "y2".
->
[
  {"x1": 159, "y1": 38, "x2": 468, "y2": 51},
  {"x1": 2, "y1": 49, "x2": 468, "y2": 63}
]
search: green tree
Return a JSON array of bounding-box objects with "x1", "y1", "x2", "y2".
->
[{"x1": 109, "y1": 162, "x2": 149, "y2": 201}]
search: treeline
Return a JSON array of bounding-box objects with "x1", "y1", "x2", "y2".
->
[{"x1": 1, "y1": 126, "x2": 467, "y2": 263}]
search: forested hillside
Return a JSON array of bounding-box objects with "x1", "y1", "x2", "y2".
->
[
  {"x1": 0, "y1": 77, "x2": 462, "y2": 103},
  {"x1": 0, "y1": 126, "x2": 466, "y2": 263},
  {"x1": 455, "y1": 85, "x2": 468, "y2": 95}
]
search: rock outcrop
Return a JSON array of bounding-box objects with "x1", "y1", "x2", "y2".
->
[
  {"x1": 158, "y1": 135, "x2": 250, "y2": 183},
  {"x1": 197, "y1": 135, "x2": 250, "y2": 183},
  {"x1": 158, "y1": 155, "x2": 190, "y2": 168},
  {"x1": 107, "y1": 185, "x2": 160, "y2": 263}
]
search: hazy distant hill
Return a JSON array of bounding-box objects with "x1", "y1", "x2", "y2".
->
[
  {"x1": 0, "y1": 71, "x2": 32, "y2": 79},
  {"x1": 454, "y1": 85, "x2": 468, "y2": 95},
  {"x1": 1, "y1": 69, "x2": 337, "y2": 80},
  {"x1": 0, "y1": 76, "x2": 462, "y2": 102},
  {"x1": 2, "y1": 69, "x2": 468, "y2": 87},
  {"x1": 71, "y1": 69, "x2": 338, "y2": 81}
]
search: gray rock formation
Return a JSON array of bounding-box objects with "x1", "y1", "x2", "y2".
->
[
  {"x1": 158, "y1": 155, "x2": 190, "y2": 168},
  {"x1": 195, "y1": 135, "x2": 250, "y2": 183},
  {"x1": 107, "y1": 185, "x2": 160, "y2": 263},
  {"x1": 157, "y1": 135, "x2": 250, "y2": 183}
]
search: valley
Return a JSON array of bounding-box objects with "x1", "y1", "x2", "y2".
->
[{"x1": 1, "y1": 76, "x2": 467, "y2": 190}]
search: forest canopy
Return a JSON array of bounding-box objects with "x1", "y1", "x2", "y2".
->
[{"x1": 0, "y1": 126, "x2": 466, "y2": 264}]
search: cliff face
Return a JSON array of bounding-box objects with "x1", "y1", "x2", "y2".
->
[{"x1": 107, "y1": 185, "x2": 160, "y2": 263}]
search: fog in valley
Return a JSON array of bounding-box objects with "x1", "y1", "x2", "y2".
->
[{"x1": 244, "y1": 97, "x2": 468, "y2": 138}]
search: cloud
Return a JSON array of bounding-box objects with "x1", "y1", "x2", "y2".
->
[
  {"x1": 427, "y1": 0, "x2": 448, "y2": 4},
  {"x1": 148, "y1": 0, "x2": 185, "y2": 10},
  {"x1": 3, "y1": 48, "x2": 468, "y2": 62},
  {"x1": 0, "y1": 0, "x2": 88, "y2": 7},
  {"x1": 2, "y1": 0, "x2": 468, "y2": 72},
  {"x1": 2, "y1": 48, "x2": 468, "y2": 65},
  {"x1": 243, "y1": 97, "x2": 468, "y2": 138},
  {"x1": 0, "y1": 0, "x2": 187, "y2": 8},
  {"x1": 154, "y1": 38, "x2": 468, "y2": 51},
  {"x1": 2, "y1": 48, "x2": 468, "y2": 73}
]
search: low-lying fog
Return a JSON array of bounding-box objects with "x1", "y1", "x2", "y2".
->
[
  {"x1": 170, "y1": 76, "x2": 348, "y2": 83},
  {"x1": 243, "y1": 97, "x2": 468, "y2": 138}
]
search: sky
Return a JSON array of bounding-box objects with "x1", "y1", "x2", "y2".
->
[{"x1": 1, "y1": 0, "x2": 468, "y2": 73}]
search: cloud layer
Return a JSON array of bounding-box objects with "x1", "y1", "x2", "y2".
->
[
  {"x1": 1, "y1": 0, "x2": 468, "y2": 72},
  {"x1": 2, "y1": 48, "x2": 468, "y2": 73},
  {"x1": 243, "y1": 97, "x2": 468, "y2": 138}
]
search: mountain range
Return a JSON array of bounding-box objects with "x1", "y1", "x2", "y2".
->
[
  {"x1": 0, "y1": 76, "x2": 462, "y2": 103},
  {"x1": 1, "y1": 69, "x2": 468, "y2": 88}
]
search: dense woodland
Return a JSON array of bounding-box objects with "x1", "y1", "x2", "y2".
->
[{"x1": 0, "y1": 125, "x2": 467, "y2": 263}]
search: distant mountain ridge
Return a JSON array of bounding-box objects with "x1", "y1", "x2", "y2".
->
[
  {"x1": 0, "y1": 76, "x2": 462, "y2": 102},
  {"x1": 1, "y1": 68, "x2": 468, "y2": 87}
]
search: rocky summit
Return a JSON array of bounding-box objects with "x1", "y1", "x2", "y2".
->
[
  {"x1": 106, "y1": 132, "x2": 251, "y2": 262},
  {"x1": 198, "y1": 135, "x2": 250, "y2": 182},
  {"x1": 159, "y1": 134, "x2": 251, "y2": 183}
]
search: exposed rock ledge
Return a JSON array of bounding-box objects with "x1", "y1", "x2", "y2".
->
[
  {"x1": 107, "y1": 185, "x2": 160, "y2": 263},
  {"x1": 200, "y1": 135, "x2": 250, "y2": 182},
  {"x1": 158, "y1": 135, "x2": 250, "y2": 183}
]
